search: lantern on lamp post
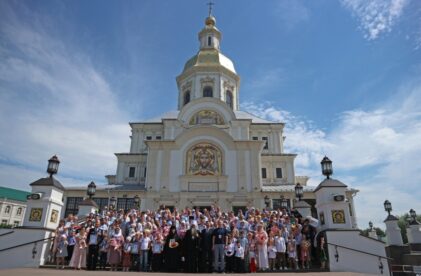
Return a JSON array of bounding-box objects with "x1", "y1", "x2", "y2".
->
[
  {"x1": 384, "y1": 200, "x2": 392, "y2": 216},
  {"x1": 134, "y1": 195, "x2": 140, "y2": 209},
  {"x1": 264, "y1": 195, "x2": 270, "y2": 209},
  {"x1": 409, "y1": 209, "x2": 417, "y2": 224},
  {"x1": 87, "y1": 181, "x2": 96, "y2": 199},
  {"x1": 280, "y1": 195, "x2": 288, "y2": 209},
  {"x1": 295, "y1": 183, "x2": 303, "y2": 201},
  {"x1": 47, "y1": 155, "x2": 60, "y2": 177},
  {"x1": 109, "y1": 196, "x2": 117, "y2": 210},
  {"x1": 321, "y1": 156, "x2": 333, "y2": 179}
]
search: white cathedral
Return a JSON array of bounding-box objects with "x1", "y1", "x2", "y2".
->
[{"x1": 63, "y1": 13, "x2": 357, "y2": 223}]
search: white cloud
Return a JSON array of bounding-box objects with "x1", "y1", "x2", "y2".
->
[
  {"x1": 341, "y1": 0, "x2": 410, "y2": 40},
  {"x1": 242, "y1": 80, "x2": 421, "y2": 228},
  {"x1": 0, "y1": 3, "x2": 130, "y2": 187},
  {"x1": 274, "y1": 0, "x2": 310, "y2": 30}
]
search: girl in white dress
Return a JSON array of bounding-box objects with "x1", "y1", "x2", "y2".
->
[{"x1": 287, "y1": 233, "x2": 297, "y2": 270}]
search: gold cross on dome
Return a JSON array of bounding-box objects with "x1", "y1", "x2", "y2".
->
[{"x1": 207, "y1": 1, "x2": 214, "y2": 16}]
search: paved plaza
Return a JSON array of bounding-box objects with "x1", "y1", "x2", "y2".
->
[{"x1": 0, "y1": 268, "x2": 375, "y2": 276}]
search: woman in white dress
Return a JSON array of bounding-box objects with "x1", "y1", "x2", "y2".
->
[{"x1": 255, "y1": 224, "x2": 269, "y2": 271}]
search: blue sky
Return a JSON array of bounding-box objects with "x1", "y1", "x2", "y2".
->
[{"x1": 1, "y1": 0, "x2": 421, "y2": 228}]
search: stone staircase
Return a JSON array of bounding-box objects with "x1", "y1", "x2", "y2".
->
[{"x1": 387, "y1": 244, "x2": 421, "y2": 276}]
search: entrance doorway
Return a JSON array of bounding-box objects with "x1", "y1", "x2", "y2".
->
[
  {"x1": 232, "y1": 206, "x2": 247, "y2": 215},
  {"x1": 193, "y1": 206, "x2": 212, "y2": 212}
]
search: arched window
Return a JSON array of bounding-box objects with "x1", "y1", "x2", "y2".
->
[
  {"x1": 208, "y1": 36, "x2": 212, "y2": 46},
  {"x1": 16, "y1": 207, "x2": 22, "y2": 216},
  {"x1": 203, "y1": 86, "x2": 213, "y2": 97},
  {"x1": 183, "y1": 90, "x2": 190, "y2": 105},
  {"x1": 5, "y1": 206, "x2": 11, "y2": 214},
  {"x1": 226, "y1": 90, "x2": 233, "y2": 109}
]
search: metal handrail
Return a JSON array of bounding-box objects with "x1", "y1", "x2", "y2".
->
[
  {"x1": 0, "y1": 230, "x2": 14, "y2": 237},
  {"x1": 0, "y1": 236, "x2": 54, "y2": 252},
  {"x1": 327, "y1": 242, "x2": 393, "y2": 260}
]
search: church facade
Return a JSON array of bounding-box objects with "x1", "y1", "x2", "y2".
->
[{"x1": 63, "y1": 14, "x2": 357, "y2": 222}]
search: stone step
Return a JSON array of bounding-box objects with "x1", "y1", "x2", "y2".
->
[
  {"x1": 402, "y1": 253, "x2": 421, "y2": 266},
  {"x1": 39, "y1": 264, "x2": 329, "y2": 273}
]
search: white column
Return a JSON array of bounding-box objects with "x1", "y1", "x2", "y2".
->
[
  {"x1": 384, "y1": 218, "x2": 403, "y2": 246},
  {"x1": 368, "y1": 230, "x2": 378, "y2": 239},
  {"x1": 407, "y1": 223, "x2": 421, "y2": 244}
]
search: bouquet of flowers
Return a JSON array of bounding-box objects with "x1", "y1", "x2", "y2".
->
[{"x1": 169, "y1": 238, "x2": 179, "y2": 248}]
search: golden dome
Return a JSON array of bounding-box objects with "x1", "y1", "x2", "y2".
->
[{"x1": 205, "y1": 16, "x2": 216, "y2": 26}]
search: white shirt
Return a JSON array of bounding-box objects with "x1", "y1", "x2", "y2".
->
[
  {"x1": 235, "y1": 246, "x2": 245, "y2": 258},
  {"x1": 275, "y1": 236, "x2": 286, "y2": 253},
  {"x1": 152, "y1": 242, "x2": 163, "y2": 254},
  {"x1": 225, "y1": 243, "x2": 235, "y2": 256},
  {"x1": 268, "y1": 245, "x2": 277, "y2": 258},
  {"x1": 141, "y1": 237, "x2": 151, "y2": 250}
]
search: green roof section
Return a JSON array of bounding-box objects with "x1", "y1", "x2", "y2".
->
[{"x1": 0, "y1": 186, "x2": 31, "y2": 202}]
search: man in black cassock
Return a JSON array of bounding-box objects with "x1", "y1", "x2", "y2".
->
[{"x1": 183, "y1": 224, "x2": 201, "y2": 273}]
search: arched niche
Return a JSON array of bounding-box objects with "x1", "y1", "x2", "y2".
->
[
  {"x1": 178, "y1": 97, "x2": 236, "y2": 125},
  {"x1": 189, "y1": 110, "x2": 225, "y2": 125}
]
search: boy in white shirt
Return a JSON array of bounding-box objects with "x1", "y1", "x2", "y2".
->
[
  {"x1": 267, "y1": 237, "x2": 277, "y2": 271},
  {"x1": 140, "y1": 230, "x2": 151, "y2": 271},
  {"x1": 234, "y1": 240, "x2": 245, "y2": 273},
  {"x1": 275, "y1": 233, "x2": 287, "y2": 270}
]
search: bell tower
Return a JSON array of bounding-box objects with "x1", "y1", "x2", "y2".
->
[{"x1": 176, "y1": 5, "x2": 240, "y2": 112}]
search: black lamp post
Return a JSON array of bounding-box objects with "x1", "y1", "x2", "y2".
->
[
  {"x1": 134, "y1": 195, "x2": 140, "y2": 209},
  {"x1": 321, "y1": 156, "x2": 333, "y2": 179},
  {"x1": 409, "y1": 209, "x2": 417, "y2": 223},
  {"x1": 87, "y1": 181, "x2": 96, "y2": 199},
  {"x1": 295, "y1": 183, "x2": 303, "y2": 201},
  {"x1": 264, "y1": 195, "x2": 270, "y2": 209},
  {"x1": 369, "y1": 221, "x2": 373, "y2": 231},
  {"x1": 110, "y1": 196, "x2": 117, "y2": 210},
  {"x1": 47, "y1": 155, "x2": 60, "y2": 177},
  {"x1": 384, "y1": 200, "x2": 392, "y2": 216}
]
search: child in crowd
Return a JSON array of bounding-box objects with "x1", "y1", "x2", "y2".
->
[
  {"x1": 108, "y1": 236, "x2": 121, "y2": 272},
  {"x1": 131, "y1": 232, "x2": 143, "y2": 272},
  {"x1": 67, "y1": 230, "x2": 76, "y2": 264},
  {"x1": 98, "y1": 235, "x2": 109, "y2": 270},
  {"x1": 225, "y1": 235, "x2": 235, "y2": 273},
  {"x1": 130, "y1": 232, "x2": 141, "y2": 271},
  {"x1": 234, "y1": 240, "x2": 245, "y2": 273},
  {"x1": 287, "y1": 233, "x2": 297, "y2": 270},
  {"x1": 300, "y1": 235, "x2": 311, "y2": 269},
  {"x1": 267, "y1": 236, "x2": 277, "y2": 271},
  {"x1": 56, "y1": 234, "x2": 68, "y2": 269},
  {"x1": 248, "y1": 233, "x2": 257, "y2": 273},
  {"x1": 151, "y1": 233, "x2": 164, "y2": 272},
  {"x1": 140, "y1": 230, "x2": 151, "y2": 271},
  {"x1": 275, "y1": 230, "x2": 287, "y2": 270},
  {"x1": 122, "y1": 237, "x2": 132, "y2": 271},
  {"x1": 238, "y1": 231, "x2": 249, "y2": 272}
]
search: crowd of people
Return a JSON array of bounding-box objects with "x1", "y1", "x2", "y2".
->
[{"x1": 52, "y1": 205, "x2": 328, "y2": 272}]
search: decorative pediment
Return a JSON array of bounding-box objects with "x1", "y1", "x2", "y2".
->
[
  {"x1": 189, "y1": 110, "x2": 225, "y2": 125},
  {"x1": 200, "y1": 76, "x2": 215, "y2": 84},
  {"x1": 223, "y1": 80, "x2": 235, "y2": 91}
]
